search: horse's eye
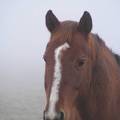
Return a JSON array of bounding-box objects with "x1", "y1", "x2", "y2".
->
[
  {"x1": 78, "y1": 59, "x2": 85, "y2": 67},
  {"x1": 75, "y1": 57, "x2": 86, "y2": 70}
]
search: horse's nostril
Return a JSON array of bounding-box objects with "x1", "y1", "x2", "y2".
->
[
  {"x1": 43, "y1": 110, "x2": 64, "y2": 120},
  {"x1": 43, "y1": 110, "x2": 46, "y2": 120},
  {"x1": 59, "y1": 111, "x2": 64, "y2": 120}
]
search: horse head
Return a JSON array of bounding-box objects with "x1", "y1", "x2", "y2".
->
[{"x1": 43, "y1": 10, "x2": 94, "y2": 120}]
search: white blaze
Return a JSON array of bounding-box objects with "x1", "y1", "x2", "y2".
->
[{"x1": 46, "y1": 42, "x2": 70, "y2": 119}]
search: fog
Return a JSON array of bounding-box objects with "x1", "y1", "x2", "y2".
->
[{"x1": 0, "y1": 0, "x2": 120, "y2": 120}]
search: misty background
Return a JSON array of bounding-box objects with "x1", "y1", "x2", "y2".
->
[{"x1": 0, "y1": 0, "x2": 120, "y2": 120}]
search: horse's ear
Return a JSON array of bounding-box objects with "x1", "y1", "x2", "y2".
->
[
  {"x1": 78, "y1": 11, "x2": 92, "y2": 34},
  {"x1": 46, "y1": 10, "x2": 60, "y2": 32}
]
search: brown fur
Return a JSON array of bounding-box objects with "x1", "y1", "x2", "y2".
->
[{"x1": 44, "y1": 11, "x2": 120, "y2": 120}]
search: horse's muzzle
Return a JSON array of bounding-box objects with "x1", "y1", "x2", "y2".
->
[{"x1": 43, "y1": 110, "x2": 64, "y2": 120}]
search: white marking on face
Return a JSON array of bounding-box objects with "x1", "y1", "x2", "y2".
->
[{"x1": 46, "y1": 42, "x2": 70, "y2": 119}]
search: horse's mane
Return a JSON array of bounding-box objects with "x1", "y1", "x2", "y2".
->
[{"x1": 93, "y1": 34, "x2": 120, "y2": 66}]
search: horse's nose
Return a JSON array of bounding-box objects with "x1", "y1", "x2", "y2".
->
[{"x1": 44, "y1": 111, "x2": 64, "y2": 120}]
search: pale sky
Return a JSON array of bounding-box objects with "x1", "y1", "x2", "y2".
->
[{"x1": 0, "y1": 0, "x2": 120, "y2": 97}]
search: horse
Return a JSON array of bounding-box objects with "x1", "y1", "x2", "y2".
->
[{"x1": 43, "y1": 10, "x2": 120, "y2": 120}]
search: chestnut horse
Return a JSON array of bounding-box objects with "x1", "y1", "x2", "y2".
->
[{"x1": 43, "y1": 10, "x2": 120, "y2": 120}]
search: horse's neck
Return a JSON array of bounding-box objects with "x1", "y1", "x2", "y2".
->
[
  {"x1": 93, "y1": 42, "x2": 120, "y2": 94},
  {"x1": 87, "y1": 34, "x2": 120, "y2": 99},
  {"x1": 88, "y1": 45, "x2": 120, "y2": 119},
  {"x1": 79, "y1": 34, "x2": 120, "y2": 119}
]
